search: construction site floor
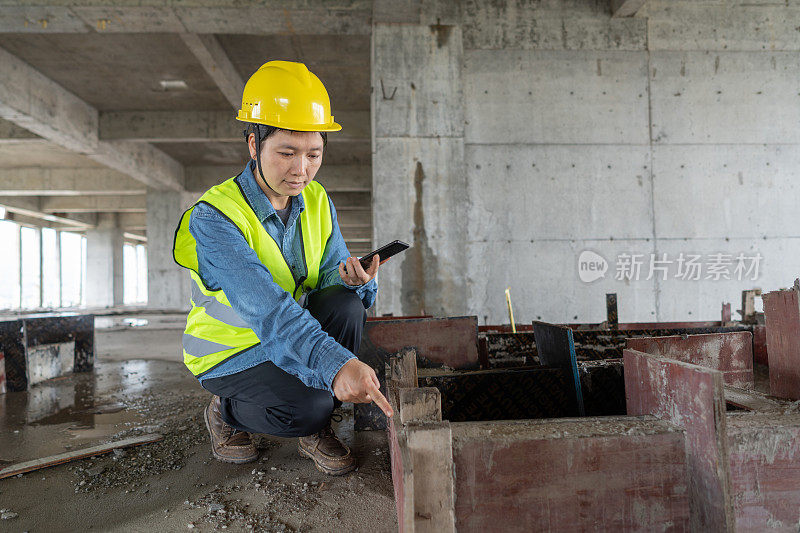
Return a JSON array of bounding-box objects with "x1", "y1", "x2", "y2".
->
[{"x1": 0, "y1": 330, "x2": 397, "y2": 532}]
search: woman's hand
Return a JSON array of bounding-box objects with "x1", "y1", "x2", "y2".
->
[
  {"x1": 339, "y1": 254, "x2": 379, "y2": 287},
  {"x1": 332, "y1": 358, "x2": 393, "y2": 417}
]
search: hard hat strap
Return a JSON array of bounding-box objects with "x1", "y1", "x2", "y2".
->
[{"x1": 253, "y1": 124, "x2": 280, "y2": 197}]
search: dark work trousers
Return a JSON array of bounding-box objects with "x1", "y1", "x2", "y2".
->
[{"x1": 201, "y1": 286, "x2": 367, "y2": 437}]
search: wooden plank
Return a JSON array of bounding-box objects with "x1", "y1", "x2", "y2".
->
[
  {"x1": 356, "y1": 316, "x2": 479, "y2": 431},
  {"x1": 398, "y1": 388, "x2": 442, "y2": 425},
  {"x1": 389, "y1": 348, "x2": 418, "y2": 389},
  {"x1": 0, "y1": 434, "x2": 163, "y2": 479},
  {"x1": 532, "y1": 322, "x2": 585, "y2": 416},
  {"x1": 405, "y1": 422, "x2": 455, "y2": 533},
  {"x1": 762, "y1": 288, "x2": 800, "y2": 400},
  {"x1": 724, "y1": 386, "x2": 783, "y2": 412},
  {"x1": 624, "y1": 349, "x2": 734, "y2": 531},
  {"x1": 626, "y1": 331, "x2": 754, "y2": 389},
  {"x1": 450, "y1": 417, "x2": 690, "y2": 532}
]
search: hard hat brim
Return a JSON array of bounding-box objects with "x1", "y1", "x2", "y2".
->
[{"x1": 236, "y1": 116, "x2": 342, "y2": 133}]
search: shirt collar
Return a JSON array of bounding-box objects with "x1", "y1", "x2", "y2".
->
[{"x1": 237, "y1": 160, "x2": 305, "y2": 223}]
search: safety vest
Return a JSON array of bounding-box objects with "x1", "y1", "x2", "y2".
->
[{"x1": 173, "y1": 176, "x2": 332, "y2": 376}]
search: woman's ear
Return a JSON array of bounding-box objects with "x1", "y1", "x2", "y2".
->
[{"x1": 247, "y1": 132, "x2": 257, "y2": 160}]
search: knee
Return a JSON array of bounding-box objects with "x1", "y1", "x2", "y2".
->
[
  {"x1": 338, "y1": 291, "x2": 367, "y2": 325},
  {"x1": 291, "y1": 390, "x2": 334, "y2": 436}
]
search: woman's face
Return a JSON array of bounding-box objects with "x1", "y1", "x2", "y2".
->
[{"x1": 249, "y1": 129, "x2": 324, "y2": 197}]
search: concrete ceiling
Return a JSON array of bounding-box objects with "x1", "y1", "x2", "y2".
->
[
  {"x1": 0, "y1": 15, "x2": 372, "y2": 248},
  {"x1": 0, "y1": 33, "x2": 233, "y2": 112}
]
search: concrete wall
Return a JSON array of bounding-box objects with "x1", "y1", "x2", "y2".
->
[{"x1": 372, "y1": 0, "x2": 800, "y2": 323}]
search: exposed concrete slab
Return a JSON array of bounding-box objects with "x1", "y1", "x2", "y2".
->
[
  {"x1": 465, "y1": 144, "x2": 653, "y2": 241},
  {"x1": 0, "y1": 45, "x2": 183, "y2": 191},
  {"x1": 644, "y1": 1, "x2": 800, "y2": 51},
  {"x1": 0, "y1": 1, "x2": 373, "y2": 35},
  {"x1": 178, "y1": 33, "x2": 243, "y2": 109},
  {"x1": 650, "y1": 51, "x2": 800, "y2": 144},
  {"x1": 461, "y1": 0, "x2": 646, "y2": 51},
  {"x1": 0, "y1": 33, "x2": 231, "y2": 113},
  {"x1": 0, "y1": 6, "x2": 91, "y2": 33},
  {"x1": 465, "y1": 239, "x2": 659, "y2": 325},
  {"x1": 372, "y1": 25, "x2": 463, "y2": 139},
  {"x1": 464, "y1": 50, "x2": 649, "y2": 144},
  {"x1": 0, "y1": 167, "x2": 145, "y2": 195},
  {"x1": 652, "y1": 145, "x2": 800, "y2": 239}
]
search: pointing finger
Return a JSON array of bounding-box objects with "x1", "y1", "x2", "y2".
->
[{"x1": 366, "y1": 384, "x2": 393, "y2": 418}]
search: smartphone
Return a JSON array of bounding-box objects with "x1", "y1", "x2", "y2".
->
[{"x1": 359, "y1": 240, "x2": 410, "y2": 269}]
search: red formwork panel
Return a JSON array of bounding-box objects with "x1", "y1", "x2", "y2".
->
[
  {"x1": 450, "y1": 417, "x2": 690, "y2": 532},
  {"x1": 626, "y1": 331, "x2": 754, "y2": 389},
  {"x1": 362, "y1": 316, "x2": 479, "y2": 369},
  {"x1": 624, "y1": 349, "x2": 734, "y2": 532},
  {"x1": 762, "y1": 289, "x2": 800, "y2": 400},
  {"x1": 727, "y1": 413, "x2": 800, "y2": 532}
]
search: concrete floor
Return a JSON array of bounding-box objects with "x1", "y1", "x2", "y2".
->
[{"x1": 0, "y1": 321, "x2": 397, "y2": 532}]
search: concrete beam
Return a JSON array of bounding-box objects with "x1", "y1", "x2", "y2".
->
[
  {"x1": 8, "y1": 195, "x2": 147, "y2": 213},
  {"x1": 98, "y1": 110, "x2": 370, "y2": 143},
  {"x1": 178, "y1": 33, "x2": 243, "y2": 109},
  {"x1": 0, "y1": 167, "x2": 145, "y2": 195},
  {"x1": 0, "y1": 46, "x2": 184, "y2": 191},
  {"x1": 118, "y1": 212, "x2": 145, "y2": 231},
  {"x1": 611, "y1": 0, "x2": 647, "y2": 18},
  {"x1": 0, "y1": 196, "x2": 94, "y2": 228},
  {"x1": 0, "y1": 1, "x2": 372, "y2": 35}
]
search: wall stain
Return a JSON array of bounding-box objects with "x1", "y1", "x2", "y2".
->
[
  {"x1": 430, "y1": 22, "x2": 453, "y2": 48},
  {"x1": 401, "y1": 161, "x2": 440, "y2": 315}
]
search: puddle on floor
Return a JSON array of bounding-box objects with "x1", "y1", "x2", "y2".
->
[{"x1": 0, "y1": 359, "x2": 199, "y2": 465}]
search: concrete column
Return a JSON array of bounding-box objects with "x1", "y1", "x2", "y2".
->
[
  {"x1": 146, "y1": 188, "x2": 192, "y2": 309},
  {"x1": 85, "y1": 213, "x2": 124, "y2": 307},
  {"x1": 371, "y1": 0, "x2": 467, "y2": 316}
]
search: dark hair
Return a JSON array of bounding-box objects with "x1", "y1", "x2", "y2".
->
[{"x1": 244, "y1": 123, "x2": 327, "y2": 148}]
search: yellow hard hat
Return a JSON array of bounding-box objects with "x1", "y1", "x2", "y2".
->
[{"x1": 236, "y1": 60, "x2": 341, "y2": 132}]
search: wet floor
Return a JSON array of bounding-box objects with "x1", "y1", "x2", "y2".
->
[
  {"x1": 0, "y1": 360, "x2": 194, "y2": 465},
  {"x1": 0, "y1": 359, "x2": 396, "y2": 532}
]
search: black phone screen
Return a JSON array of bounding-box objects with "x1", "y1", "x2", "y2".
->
[{"x1": 359, "y1": 240, "x2": 410, "y2": 268}]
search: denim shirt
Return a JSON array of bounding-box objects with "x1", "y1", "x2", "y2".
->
[{"x1": 187, "y1": 160, "x2": 377, "y2": 392}]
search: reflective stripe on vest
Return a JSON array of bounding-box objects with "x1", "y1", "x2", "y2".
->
[
  {"x1": 191, "y1": 282, "x2": 249, "y2": 328},
  {"x1": 173, "y1": 175, "x2": 332, "y2": 376}
]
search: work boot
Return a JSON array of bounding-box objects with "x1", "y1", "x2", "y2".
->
[
  {"x1": 298, "y1": 423, "x2": 356, "y2": 476},
  {"x1": 204, "y1": 395, "x2": 259, "y2": 464}
]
